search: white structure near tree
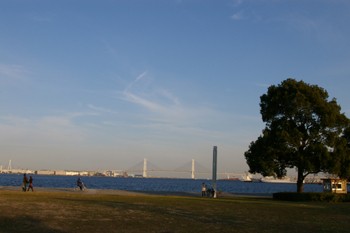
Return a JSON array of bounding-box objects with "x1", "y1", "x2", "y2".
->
[{"x1": 322, "y1": 178, "x2": 347, "y2": 194}]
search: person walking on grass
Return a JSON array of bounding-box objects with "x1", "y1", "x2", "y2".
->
[
  {"x1": 27, "y1": 176, "x2": 34, "y2": 192},
  {"x1": 201, "y1": 182, "x2": 207, "y2": 197},
  {"x1": 22, "y1": 174, "x2": 28, "y2": 192}
]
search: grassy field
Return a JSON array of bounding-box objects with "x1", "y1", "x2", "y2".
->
[{"x1": 0, "y1": 189, "x2": 350, "y2": 233}]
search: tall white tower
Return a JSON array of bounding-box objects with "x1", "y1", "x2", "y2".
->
[
  {"x1": 143, "y1": 158, "x2": 147, "y2": 178},
  {"x1": 191, "y1": 159, "x2": 195, "y2": 179},
  {"x1": 212, "y1": 146, "x2": 217, "y2": 198},
  {"x1": 7, "y1": 160, "x2": 12, "y2": 172}
]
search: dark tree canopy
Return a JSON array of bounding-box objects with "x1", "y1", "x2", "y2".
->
[
  {"x1": 330, "y1": 127, "x2": 350, "y2": 179},
  {"x1": 245, "y1": 78, "x2": 349, "y2": 192}
]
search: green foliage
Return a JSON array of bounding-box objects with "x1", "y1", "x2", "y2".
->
[
  {"x1": 245, "y1": 78, "x2": 350, "y2": 192},
  {"x1": 329, "y1": 127, "x2": 350, "y2": 179},
  {"x1": 273, "y1": 192, "x2": 350, "y2": 202}
]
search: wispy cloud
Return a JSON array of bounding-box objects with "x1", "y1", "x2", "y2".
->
[
  {"x1": 87, "y1": 104, "x2": 118, "y2": 115},
  {"x1": 231, "y1": 0, "x2": 244, "y2": 7},
  {"x1": 0, "y1": 64, "x2": 29, "y2": 81},
  {"x1": 122, "y1": 91, "x2": 165, "y2": 113},
  {"x1": 116, "y1": 71, "x2": 263, "y2": 145},
  {"x1": 157, "y1": 88, "x2": 180, "y2": 106},
  {"x1": 118, "y1": 72, "x2": 190, "y2": 119},
  {"x1": 231, "y1": 11, "x2": 244, "y2": 21},
  {"x1": 125, "y1": 71, "x2": 148, "y2": 91},
  {"x1": 120, "y1": 71, "x2": 188, "y2": 118},
  {"x1": 265, "y1": 13, "x2": 346, "y2": 44}
]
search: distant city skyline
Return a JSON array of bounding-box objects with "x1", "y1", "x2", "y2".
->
[{"x1": 1, "y1": 1, "x2": 350, "y2": 175}]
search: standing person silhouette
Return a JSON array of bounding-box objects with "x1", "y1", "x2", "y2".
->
[
  {"x1": 27, "y1": 176, "x2": 34, "y2": 192},
  {"x1": 22, "y1": 174, "x2": 28, "y2": 192},
  {"x1": 201, "y1": 182, "x2": 207, "y2": 197}
]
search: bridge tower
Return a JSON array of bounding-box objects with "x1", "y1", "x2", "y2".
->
[
  {"x1": 191, "y1": 159, "x2": 195, "y2": 179},
  {"x1": 143, "y1": 158, "x2": 147, "y2": 178},
  {"x1": 212, "y1": 146, "x2": 218, "y2": 198},
  {"x1": 7, "y1": 160, "x2": 12, "y2": 172}
]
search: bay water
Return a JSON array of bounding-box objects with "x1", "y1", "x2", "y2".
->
[{"x1": 0, "y1": 174, "x2": 329, "y2": 195}]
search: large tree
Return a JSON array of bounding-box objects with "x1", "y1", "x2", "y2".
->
[
  {"x1": 329, "y1": 127, "x2": 350, "y2": 179},
  {"x1": 245, "y1": 78, "x2": 349, "y2": 192}
]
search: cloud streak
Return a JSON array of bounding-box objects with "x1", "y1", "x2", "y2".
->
[
  {"x1": 231, "y1": 0, "x2": 244, "y2": 7},
  {"x1": 231, "y1": 11, "x2": 244, "y2": 21},
  {"x1": 122, "y1": 91, "x2": 165, "y2": 113},
  {"x1": 76, "y1": 71, "x2": 263, "y2": 156},
  {"x1": 116, "y1": 71, "x2": 243, "y2": 143},
  {"x1": 125, "y1": 71, "x2": 148, "y2": 92},
  {"x1": 121, "y1": 71, "x2": 181, "y2": 116},
  {"x1": 0, "y1": 64, "x2": 29, "y2": 81}
]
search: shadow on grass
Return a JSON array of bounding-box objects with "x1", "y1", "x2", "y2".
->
[{"x1": 0, "y1": 215, "x2": 65, "y2": 233}]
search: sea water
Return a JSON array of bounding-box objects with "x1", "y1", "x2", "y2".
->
[{"x1": 0, "y1": 173, "x2": 325, "y2": 195}]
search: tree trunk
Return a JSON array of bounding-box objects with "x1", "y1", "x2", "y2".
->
[{"x1": 297, "y1": 169, "x2": 304, "y2": 193}]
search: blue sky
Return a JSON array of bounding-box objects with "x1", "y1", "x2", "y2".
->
[{"x1": 1, "y1": 0, "x2": 349, "y2": 177}]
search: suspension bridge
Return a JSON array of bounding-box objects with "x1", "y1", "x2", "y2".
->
[
  {"x1": 0, "y1": 159, "x2": 246, "y2": 180},
  {"x1": 125, "y1": 158, "x2": 245, "y2": 180}
]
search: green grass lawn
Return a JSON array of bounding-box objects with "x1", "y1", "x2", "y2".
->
[{"x1": 0, "y1": 190, "x2": 350, "y2": 233}]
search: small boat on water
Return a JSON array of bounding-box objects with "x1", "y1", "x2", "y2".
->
[
  {"x1": 260, "y1": 176, "x2": 296, "y2": 183},
  {"x1": 239, "y1": 172, "x2": 261, "y2": 182}
]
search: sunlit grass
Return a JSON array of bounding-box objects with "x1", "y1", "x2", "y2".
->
[{"x1": 0, "y1": 190, "x2": 349, "y2": 233}]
